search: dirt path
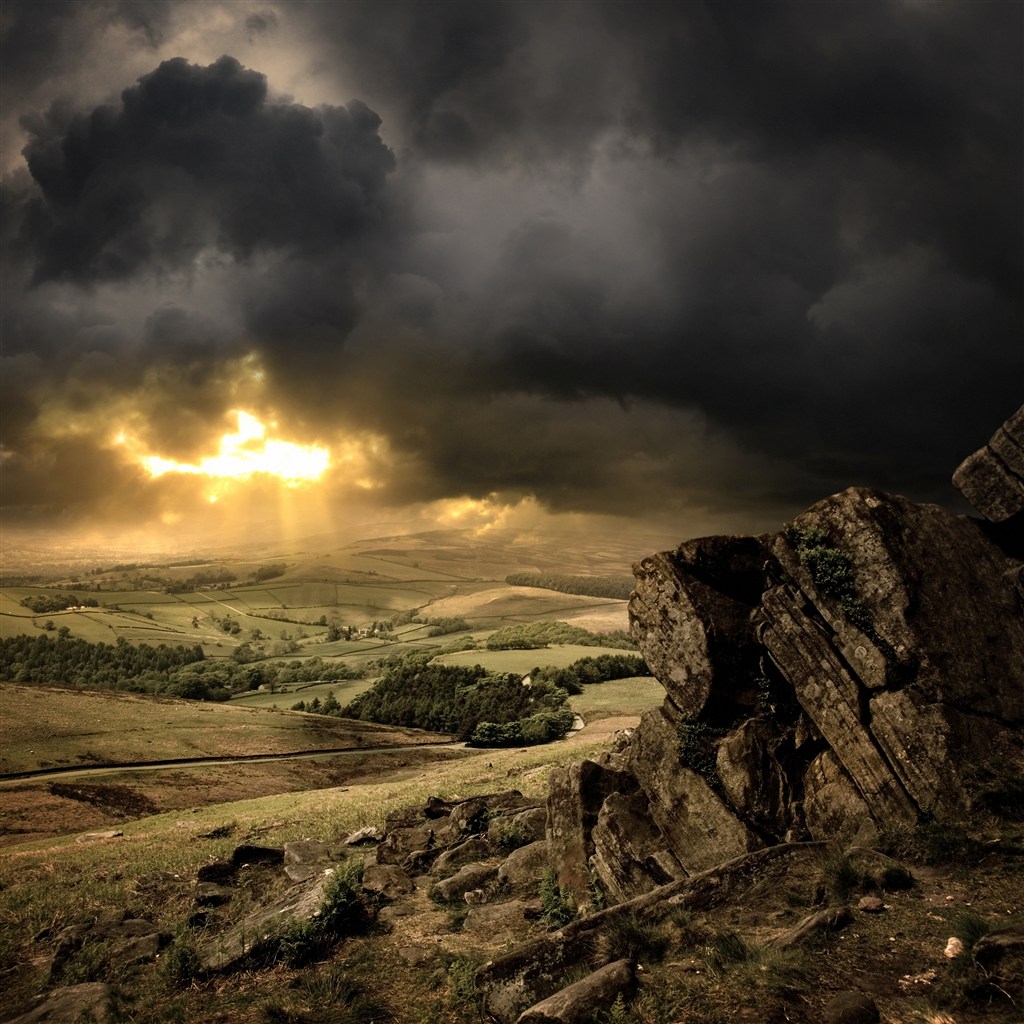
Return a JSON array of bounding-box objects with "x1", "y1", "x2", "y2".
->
[{"x1": 0, "y1": 740, "x2": 469, "y2": 785}]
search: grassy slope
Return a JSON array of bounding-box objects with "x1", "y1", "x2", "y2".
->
[{"x1": 0, "y1": 683, "x2": 449, "y2": 776}]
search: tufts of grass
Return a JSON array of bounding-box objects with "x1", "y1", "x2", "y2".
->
[
  {"x1": 934, "y1": 909, "x2": 1024, "y2": 1010},
  {"x1": 598, "y1": 912, "x2": 672, "y2": 966},
  {"x1": 275, "y1": 863, "x2": 368, "y2": 968},
  {"x1": 703, "y1": 930, "x2": 753, "y2": 973},
  {"x1": 539, "y1": 868, "x2": 577, "y2": 928},
  {"x1": 261, "y1": 963, "x2": 394, "y2": 1024},
  {"x1": 159, "y1": 930, "x2": 203, "y2": 989},
  {"x1": 820, "y1": 851, "x2": 862, "y2": 902}
]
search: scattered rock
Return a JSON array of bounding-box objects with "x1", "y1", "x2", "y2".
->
[
  {"x1": 431, "y1": 836, "x2": 491, "y2": 877},
  {"x1": 516, "y1": 959, "x2": 636, "y2": 1024},
  {"x1": 230, "y1": 845, "x2": 284, "y2": 868},
  {"x1": 283, "y1": 839, "x2": 331, "y2": 864},
  {"x1": 857, "y1": 897, "x2": 885, "y2": 913},
  {"x1": 197, "y1": 872, "x2": 335, "y2": 971},
  {"x1": 498, "y1": 841, "x2": 551, "y2": 891},
  {"x1": 74, "y1": 831, "x2": 122, "y2": 843},
  {"x1": 196, "y1": 861, "x2": 236, "y2": 884},
  {"x1": 342, "y1": 825, "x2": 384, "y2": 846},
  {"x1": 953, "y1": 404, "x2": 1024, "y2": 521},
  {"x1": 463, "y1": 900, "x2": 537, "y2": 939},
  {"x1": 194, "y1": 882, "x2": 234, "y2": 908},
  {"x1": 823, "y1": 991, "x2": 880, "y2": 1024},
  {"x1": 1, "y1": 982, "x2": 115, "y2": 1024},
  {"x1": 430, "y1": 863, "x2": 498, "y2": 904},
  {"x1": 362, "y1": 863, "x2": 415, "y2": 899},
  {"x1": 944, "y1": 936, "x2": 964, "y2": 958},
  {"x1": 397, "y1": 944, "x2": 436, "y2": 965},
  {"x1": 768, "y1": 906, "x2": 853, "y2": 948}
]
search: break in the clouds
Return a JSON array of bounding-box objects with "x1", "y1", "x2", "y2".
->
[{"x1": 1, "y1": 0, "x2": 1021, "y2": 544}]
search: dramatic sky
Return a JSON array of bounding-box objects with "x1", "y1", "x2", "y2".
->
[{"x1": 2, "y1": 0, "x2": 1021, "y2": 554}]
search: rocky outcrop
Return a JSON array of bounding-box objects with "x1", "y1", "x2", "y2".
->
[
  {"x1": 553, "y1": 439, "x2": 1024, "y2": 910},
  {"x1": 953, "y1": 405, "x2": 1024, "y2": 522}
]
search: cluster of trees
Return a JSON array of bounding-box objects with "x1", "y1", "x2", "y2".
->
[
  {"x1": 290, "y1": 691, "x2": 342, "y2": 714},
  {"x1": 19, "y1": 593, "x2": 99, "y2": 613},
  {"x1": 253, "y1": 563, "x2": 287, "y2": 582},
  {"x1": 342, "y1": 652, "x2": 574, "y2": 745},
  {"x1": 164, "y1": 570, "x2": 237, "y2": 593},
  {"x1": 485, "y1": 621, "x2": 636, "y2": 650},
  {"x1": 421, "y1": 616, "x2": 472, "y2": 637},
  {"x1": 0, "y1": 634, "x2": 209, "y2": 694},
  {"x1": 529, "y1": 653, "x2": 650, "y2": 694},
  {"x1": 505, "y1": 573, "x2": 635, "y2": 600}
]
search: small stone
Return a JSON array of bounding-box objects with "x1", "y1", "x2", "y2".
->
[
  {"x1": 944, "y1": 936, "x2": 964, "y2": 958},
  {"x1": 857, "y1": 896, "x2": 885, "y2": 913},
  {"x1": 75, "y1": 831, "x2": 122, "y2": 843},
  {"x1": 823, "y1": 991, "x2": 880, "y2": 1024}
]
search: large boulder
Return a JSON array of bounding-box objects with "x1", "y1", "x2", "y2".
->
[
  {"x1": 550, "y1": 473, "x2": 1024, "y2": 897},
  {"x1": 953, "y1": 404, "x2": 1024, "y2": 522}
]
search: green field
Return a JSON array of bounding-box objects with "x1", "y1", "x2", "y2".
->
[
  {"x1": 570, "y1": 675, "x2": 664, "y2": 720},
  {"x1": 230, "y1": 677, "x2": 375, "y2": 710}
]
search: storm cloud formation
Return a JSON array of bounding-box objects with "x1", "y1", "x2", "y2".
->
[{"x1": 1, "y1": 0, "x2": 1021, "y2": 543}]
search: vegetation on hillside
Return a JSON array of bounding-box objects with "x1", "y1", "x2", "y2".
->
[
  {"x1": 343, "y1": 652, "x2": 574, "y2": 745},
  {"x1": 528, "y1": 653, "x2": 650, "y2": 694},
  {"x1": 18, "y1": 593, "x2": 99, "y2": 613},
  {"x1": 0, "y1": 634, "x2": 363, "y2": 702},
  {"x1": 486, "y1": 620, "x2": 636, "y2": 650},
  {"x1": 506, "y1": 572, "x2": 635, "y2": 599}
]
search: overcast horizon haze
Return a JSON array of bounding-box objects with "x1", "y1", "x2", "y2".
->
[{"x1": 1, "y1": 1, "x2": 1021, "y2": 562}]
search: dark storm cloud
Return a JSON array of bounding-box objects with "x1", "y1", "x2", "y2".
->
[
  {"x1": 1, "y1": 0, "x2": 1021, "y2": 532},
  {"x1": 20, "y1": 54, "x2": 394, "y2": 281}
]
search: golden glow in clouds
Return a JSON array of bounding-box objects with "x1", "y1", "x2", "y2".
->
[{"x1": 125, "y1": 411, "x2": 329, "y2": 485}]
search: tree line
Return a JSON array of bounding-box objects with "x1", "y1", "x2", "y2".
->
[
  {"x1": 484, "y1": 620, "x2": 636, "y2": 650},
  {"x1": 0, "y1": 635, "x2": 363, "y2": 703}
]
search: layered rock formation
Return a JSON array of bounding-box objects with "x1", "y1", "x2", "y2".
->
[{"x1": 548, "y1": 408, "x2": 1024, "y2": 902}]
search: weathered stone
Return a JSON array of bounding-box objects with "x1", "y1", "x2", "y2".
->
[
  {"x1": 715, "y1": 718, "x2": 790, "y2": 838},
  {"x1": 516, "y1": 959, "x2": 635, "y2": 1024},
  {"x1": 194, "y1": 882, "x2": 234, "y2": 907},
  {"x1": 429, "y1": 863, "x2": 498, "y2": 903},
  {"x1": 375, "y1": 822, "x2": 438, "y2": 865},
  {"x1": 627, "y1": 706, "x2": 758, "y2": 873},
  {"x1": 431, "y1": 836, "x2": 492, "y2": 877},
  {"x1": 463, "y1": 900, "x2": 537, "y2": 940},
  {"x1": 546, "y1": 759, "x2": 637, "y2": 899},
  {"x1": 857, "y1": 897, "x2": 885, "y2": 913},
  {"x1": 196, "y1": 861, "x2": 236, "y2": 884},
  {"x1": 629, "y1": 535, "x2": 770, "y2": 720},
  {"x1": 230, "y1": 844, "x2": 284, "y2": 867},
  {"x1": 1, "y1": 982, "x2": 115, "y2": 1023},
  {"x1": 197, "y1": 872, "x2": 334, "y2": 971},
  {"x1": 283, "y1": 840, "x2": 331, "y2": 865},
  {"x1": 973, "y1": 924, "x2": 1024, "y2": 995},
  {"x1": 823, "y1": 991, "x2": 880, "y2": 1024},
  {"x1": 953, "y1": 405, "x2": 1024, "y2": 521},
  {"x1": 489, "y1": 806, "x2": 546, "y2": 847},
  {"x1": 758, "y1": 581, "x2": 919, "y2": 825},
  {"x1": 284, "y1": 864, "x2": 332, "y2": 883},
  {"x1": 589, "y1": 790, "x2": 684, "y2": 903},
  {"x1": 342, "y1": 826, "x2": 384, "y2": 846},
  {"x1": 768, "y1": 905, "x2": 853, "y2": 948},
  {"x1": 477, "y1": 844, "x2": 827, "y2": 1023},
  {"x1": 361, "y1": 863, "x2": 415, "y2": 900},
  {"x1": 498, "y1": 840, "x2": 550, "y2": 890},
  {"x1": 74, "y1": 831, "x2": 122, "y2": 843},
  {"x1": 802, "y1": 750, "x2": 874, "y2": 841}
]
